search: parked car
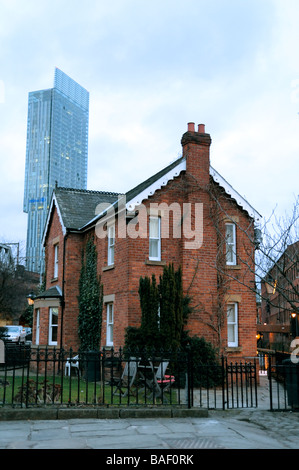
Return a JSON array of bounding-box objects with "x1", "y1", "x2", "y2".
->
[{"x1": 0, "y1": 326, "x2": 27, "y2": 344}]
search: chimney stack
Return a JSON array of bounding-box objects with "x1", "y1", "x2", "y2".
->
[{"x1": 181, "y1": 122, "x2": 212, "y2": 188}]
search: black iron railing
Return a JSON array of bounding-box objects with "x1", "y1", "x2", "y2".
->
[
  {"x1": 3, "y1": 345, "x2": 296, "y2": 411},
  {"x1": 258, "y1": 351, "x2": 299, "y2": 411},
  {"x1": 0, "y1": 345, "x2": 192, "y2": 409}
]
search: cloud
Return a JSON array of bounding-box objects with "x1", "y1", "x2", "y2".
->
[{"x1": 0, "y1": 0, "x2": 298, "y2": 247}]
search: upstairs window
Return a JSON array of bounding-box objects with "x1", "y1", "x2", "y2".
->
[
  {"x1": 225, "y1": 223, "x2": 236, "y2": 265},
  {"x1": 54, "y1": 244, "x2": 59, "y2": 278},
  {"x1": 149, "y1": 216, "x2": 161, "y2": 261},
  {"x1": 107, "y1": 225, "x2": 115, "y2": 266}
]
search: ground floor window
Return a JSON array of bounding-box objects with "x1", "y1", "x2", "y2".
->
[
  {"x1": 49, "y1": 307, "x2": 58, "y2": 346},
  {"x1": 35, "y1": 308, "x2": 40, "y2": 345},
  {"x1": 106, "y1": 303, "x2": 114, "y2": 346}
]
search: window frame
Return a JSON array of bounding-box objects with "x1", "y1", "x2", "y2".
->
[
  {"x1": 54, "y1": 244, "x2": 59, "y2": 278},
  {"x1": 107, "y1": 224, "x2": 115, "y2": 266},
  {"x1": 35, "y1": 308, "x2": 40, "y2": 345},
  {"x1": 149, "y1": 216, "x2": 161, "y2": 261},
  {"x1": 225, "y1": 223, "x2": 237, "y2": 266},
  {"x1": 48, "y1": 307, "x2": 58, "y2": 346},
  {"x1": 227, "y1": 303, "x2": 238, "y2": 347},
  {"x1": 106, "y1": 303, "x2": 114, "y2": 347}
]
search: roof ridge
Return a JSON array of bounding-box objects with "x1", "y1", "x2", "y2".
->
[
  {"x1": 125, "y1": 156, "x2": 185, "y2": 201},
  {"x1": 56, "y1": 186, "x2": 122, "y2": 196}
]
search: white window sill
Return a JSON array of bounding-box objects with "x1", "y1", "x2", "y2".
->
[
  {"x1": 103, "y1": 264, "x2": 115, "y2": 272},
  {"x1": 145, "y1": 259, "x2": 166, "y2": 266}
]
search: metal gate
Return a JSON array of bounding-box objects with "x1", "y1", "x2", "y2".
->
[
  {"x1": 259, "y1": 353, "x2": 299, "y2": 411},
  {"x1": 191, "y1": 358, "x2": 258, "y2": 410},
  {"x1": 224, "y1": 360, "x2": 258, "y2": 409}
]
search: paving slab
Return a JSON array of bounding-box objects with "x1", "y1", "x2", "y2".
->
[{"x1": 0, "y1": 409, "x2": 298, "y2": 450}]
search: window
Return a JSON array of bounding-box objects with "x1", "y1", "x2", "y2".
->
[
  {"x1": 54, "y1": 244, "x2": 59, "y2": 278},
  {"x1": 227, "y1": 303, "x2": 238, "y2": 347},
  {"x1": 107, "y1": 225, "x2": 115, "y2": 266},
  {"x1": 49, "y1": 307, "x2": 58, "y2": 346},
  {"x1": 36, "y1": 308, "x2": 40, "y2": 345},
  {"x1": 225, "y1": 223, "x2": 236, "y2": 265},
  {"x1": 149, "y1": 216, "x2": 161, "y2": 261},
  {"x1": 106, "y1": 303, "x2": 114, "y2": 346}
]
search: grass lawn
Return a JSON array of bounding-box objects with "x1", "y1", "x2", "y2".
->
[{"x1": 0, "y1": 373, "x2": 178, "y2": 407}]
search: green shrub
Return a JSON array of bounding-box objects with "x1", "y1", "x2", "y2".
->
[
  {"x1": 185, "y1": 336, "x2": 222, "y2": 388},
  {"x1": 78, "y1": 237, "x2": 103, "y2": 351}
]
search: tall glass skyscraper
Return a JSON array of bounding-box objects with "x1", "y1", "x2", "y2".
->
[{"x1": 23, "y1": 68, "x2": 89, "y2": 273}]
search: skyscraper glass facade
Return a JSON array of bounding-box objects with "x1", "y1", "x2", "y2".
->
[{"x1": 23, "y1": 68, "x2": 89, "y2": 273}]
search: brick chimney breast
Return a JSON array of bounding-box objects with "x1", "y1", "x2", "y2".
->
[{"x1": 181, "y1": 123, "x2": 212, "y2": 188}]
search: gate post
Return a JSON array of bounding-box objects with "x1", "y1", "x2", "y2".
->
[
  {"x1": 186, "y1": 347, "x2": 193, "y2": 409},
  {"x1": 254, "y1": 360, "x2": 258, "y2": 408},
  {"x1": 268, "y1": 354, "x2": 273, "y2": 411},
  {"x1": 221, "y1": 356, "x2": 226, "y2": 410},
  {"x1": 0, "y1": 340, "x2": 4, "y2": 364}
]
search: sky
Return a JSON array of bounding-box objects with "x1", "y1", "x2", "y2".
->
[{"x1": 0, "y1": 0, "x2": 298, "y2": 262}]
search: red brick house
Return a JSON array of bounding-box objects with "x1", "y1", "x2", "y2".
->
[
  {"x1": 258, "y1": 241, "x2": 298, "y2": 351},
  {"x1": 33, "y1": 123, "x2": 262, "y2": 358}
]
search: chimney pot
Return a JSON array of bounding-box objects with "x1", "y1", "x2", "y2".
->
[
  {"x1": 198, "y1": 124, "x2": 205, "y2": 133},
  {"x1": 188, "y1": 122, "x2": 195, "y2": 132}
]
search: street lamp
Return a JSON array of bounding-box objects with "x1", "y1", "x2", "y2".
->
[
  {"x1": 26, "y1": 293, "x2": 35, "y2": 306},
  {"x1": 291, "y1": 312, "x2": 299, "y2": 337}
]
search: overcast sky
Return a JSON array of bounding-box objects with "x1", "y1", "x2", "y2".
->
[{"x1": 0, "y1": 0, "x2": 298, "y2": 260}]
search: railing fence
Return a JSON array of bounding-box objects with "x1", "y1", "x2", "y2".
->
[
  {"x1": 258, "y1": 351, "x2": 299, "y2": 411},
  {"x1": 1, "y1": 344, "x2": 298, "y2": 411}
]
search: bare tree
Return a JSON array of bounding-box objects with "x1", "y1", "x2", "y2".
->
[
  {"x1": 0, "y1": 242, "x2": 40, "y2": 324},
  {"x1": 179, "y1": 175, "x2": 298, "y2": 349},
  {"x1": 215, "y1": 194, "x2": 299, "y2": 316},
  {"x1": 256, "y1": 196, "x2": 299, "y2": 316}
]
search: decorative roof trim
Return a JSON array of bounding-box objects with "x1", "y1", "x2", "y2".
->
[
  {"x1": 41, "y1": 193, "x2": 67, "y2": 247},
  {"x1": 48, "y1": 159, "x2": 262, "y2": 236},
  {"x1": 125, "y1": 159, "x2": 261, "y2": 221},
  {"x1": 81, "y1": 158, "x2": 262, "y2": 228},
  {"x1": 210, "y1": 166, "x2": 262, "y2": 222},
  {"x1": 126, "y1": 159, "x2": 187, "y2": 211}
]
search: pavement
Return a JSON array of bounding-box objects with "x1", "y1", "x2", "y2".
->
[{"x1": 0, "y1": 408, "x2": 298, "y2": 450}]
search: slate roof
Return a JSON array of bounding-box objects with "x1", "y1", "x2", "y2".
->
[
  {"x1": 54, "y1": 187, "x2": 121, "y2": 230},
  {"x1": 35, "y1": 285, "x2": 62, "y2": 299}
]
